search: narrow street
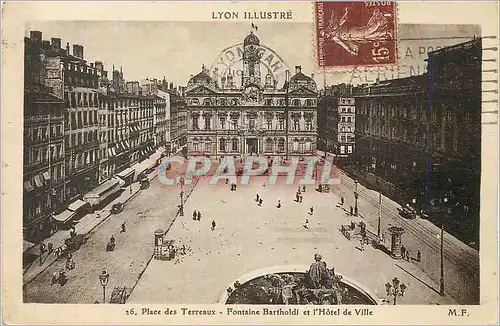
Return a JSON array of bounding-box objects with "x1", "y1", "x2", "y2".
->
[{"x1": 23, "y1": 171, "x2": 196, "y2": 303}]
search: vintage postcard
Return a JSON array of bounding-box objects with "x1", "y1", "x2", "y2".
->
[{"x1": 1, "y1": 1, "x2": 499, "y2": 325}]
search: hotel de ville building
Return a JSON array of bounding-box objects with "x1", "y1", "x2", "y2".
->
[{"x1": 185, "y1": 31, "x2": 318, "y2": 159}]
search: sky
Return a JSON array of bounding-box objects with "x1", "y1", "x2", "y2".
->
[{"x1": 25, "y1": 21, "x2": 480, "y2": 88}]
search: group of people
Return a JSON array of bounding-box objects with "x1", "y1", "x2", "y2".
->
[
  {"x1": 401, "y1": 245, "x2": 422, "y2": 262},
  {"x1": 295, "y1": 185, "x2": 307, "y2": 203},
  {"x1": 193, "y1": 209, "x2": 217, "y2": 232},
  {"x1": 192, "y1": 210, "x2": 202, "y2": 221}
]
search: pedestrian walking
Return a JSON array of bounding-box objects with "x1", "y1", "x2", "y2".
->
[
  {"x1": 302, "y1": 185, "x2": 306, "y2": 193},
  {"x1": 401, "y1": 245, "x2": 406, "y2": 259},
  {"x1": 299, "y1": 195, "x2": 303, "y2": 203},
  {"x1": 193, "y1": 210, "x2": 197, "y2": 220},
  {"x1": 360, "y1": 238, "x2": 365, "y2": 251},
  {"x1": 129, "y1": 185, "x2": 132, "y2": 194},
  {"x1": 211, "y1": 220, "x2": 216, "y2": 231},
  {"x1": 258, "y1": 198, "x2": 263, "y2": 206},
  {"x1": 295, "y1": 193, "x2": 299, "y2": 202},
  {"x1": 110, "y1": 235, "x2": 116, "y2": 244},
  {"x1": 406, "y1": 249, "x2": 411, "y2": 261},
  {"x1": 277, "y1": 200, "x2": 281, "y2": 208},
  {"x1": 47, "y1": 242, "x2": 53, "y2": 254},
  {"x1": 303, "y1": 218, "x2": 309, "y2": 229},
  {"x1": 197, "y1": 211, "x2": 202, "y2": 221},
  {"x1": 256, "y1": 194, "x2": 260, "y2": 202},
  {"x1": 340, "y1": 196, "x2": 344, "y2": 206},
  {"x1": 416, "y1": 249, "x2": 422, "y2": 262},
  {"x1": 350, "y1": 206, "x2": 353, "y2": 216},
  {"x1": 121, "y1": 222, "x2": 126, "y2": 233},
  {"x1": 297, "y1": 187, "x2": 301, "y2": 194},
  {"x1": 310, "y1": 207, "x2": 314, "y2": 215}
]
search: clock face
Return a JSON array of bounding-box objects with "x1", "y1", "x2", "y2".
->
[{"x1": 244, "y1": 85, "x2": 260, "y2": 102}]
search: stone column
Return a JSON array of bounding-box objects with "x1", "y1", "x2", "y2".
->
[{"x1": 388, "y1": 226, "x2": 405, "y2": 259}]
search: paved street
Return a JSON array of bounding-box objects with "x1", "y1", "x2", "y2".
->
[
  {"x1": 23, "y1": 164, "x2": 196, "y2": 303},
  {"x1": 23, "y1": 162, "x2": 478, "y2": 305},
  {"x1": 333, "y1": 169, "x2": 479, "y2": 304},
  {"x1": 128, "y1": 174, "x2": 458, "y2": 305}
]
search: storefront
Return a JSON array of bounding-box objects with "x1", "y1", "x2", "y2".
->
[
  {"x1": 83, "y1": 179, "x2": 122, "y2": 212},
  {"x1": 116, "y1": 167, "x2": 135, "y2": 186},
  {"x1": 52, "y1": 199, "x2": 90, "y2": 229},
  {"x1": 132, "y1": 161, "x2": 150, "y2": 182}
]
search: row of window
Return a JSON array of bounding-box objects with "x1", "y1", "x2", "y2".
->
[
  {"x1": 24, "y1": 144, "x2": 64, "y2": 166},
  {"x1": 188, "y1": 97, "x2": 317, "y2": 107},
  {"x1": 191, "y1": 138, "x2": 314, "y2": 153},
  {"x1": 25, "y1": 125, "x2": 63, "y2": 143},
  {"x1": 191, "y1": 117, "x2": 314, "y2": 131},
  {"x1": 66, "y1": 110, "x2": 99, "y2": 129},
  {"x1": 66, "y1": 130, "x2": 98, "y2": 149}
]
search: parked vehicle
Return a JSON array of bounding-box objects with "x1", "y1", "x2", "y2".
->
[
  {"x1": 110, "y1": 202, "x2": 124, "y2": 214},
  {"x1": 140, "y1": 177, "x2": 150, "y2": 189},
  {"x1": 398, "y1": 204, "x2": 417, "y2": 219},
  {"x1": 110, "y1": 286, "x2": 131, "y2": 304}
]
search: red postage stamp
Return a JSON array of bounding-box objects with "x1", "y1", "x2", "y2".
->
[{"x1": 315, "y1": 1, "x2": 397, "y2": 67}]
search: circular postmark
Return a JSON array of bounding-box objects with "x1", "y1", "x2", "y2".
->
[{"x1": 209, "y1": 42, "x2": 290, "y2": 87}]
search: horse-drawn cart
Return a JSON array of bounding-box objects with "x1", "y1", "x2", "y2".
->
[{"x1": 110, "y1": 286, "x2": 131, "y2": 304}]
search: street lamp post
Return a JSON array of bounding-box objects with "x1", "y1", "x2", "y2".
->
[
  {"x1": 385, "y1": 277, "x2": 407, "y2": 305},
  {"x1": 99, "y1": 269, "x2": 110, "y2": 304},
  {"x1": 354, "y1": 179, "x2": 359, "y2": 216},
  {"x1": 439, "y1": 196, "x2": 448, "y2": 296}
]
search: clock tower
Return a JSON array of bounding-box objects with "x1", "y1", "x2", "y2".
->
[{"x1": 242, "y1": 31, "x2": 262, "y2": 88}]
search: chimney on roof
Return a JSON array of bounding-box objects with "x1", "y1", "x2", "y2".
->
[
  {"x1": 66, "y1": 42, "x2": 70, "y2": 55},
  {"x1": 285, "y1": 70, "x2": 290, "y2": 82},
  {"x1": 295, "y1": 65, "x2": 302, "y2": 74},
  {"x1": 95, "y1": 61, "x2": 103, "y2": 71},
  {"x1": 311, "y1": 73, "x2": 315, "y2": 80},
  {"x1": 30, "y1": 31, "x2": 42, "y2": 42},
  {"x1": 72, "y1": 44, "x2": 84, "y2": 59},
  {"x1": 51, "y1": 38, "x2": 61, "y2": 51},
  {"x1": 42, "y1": 40, "x2": 51, "y2": 50}
]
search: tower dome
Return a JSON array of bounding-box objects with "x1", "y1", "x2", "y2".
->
[{"x1": 244, "y1": 31, "x2": 260, "y2": 46}]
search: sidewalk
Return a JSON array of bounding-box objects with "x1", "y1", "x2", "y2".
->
[
  {"x1": 329, "y1": 167, "x2": 479, "y2": 304},
  {"x1": 23, "y1": 169, "x2": 159, "y2": 286}
]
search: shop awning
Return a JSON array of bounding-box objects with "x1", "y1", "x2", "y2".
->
[
  {"x1": 84, "y1": 179, "x2": 121, "y2": 206},
  {"x1": 85, "y1": 179, "x2": 119, "y2": 198},
  {"x1": 132, "y1": 161, "x2": 148, "y2": 177},
  {"x1": 116, "y1": 167, "x2": 135, "y2": 179},
  {"x1": 112, "y1": 177, "x2": 126, "y2": 187},
  {"x1": 68, "y1": 199, "x2": 88, "y2": 212},
  {"x1": 23, "y1": 240, "x2": 35, "y2": 252},
  {"x1": 112, "y1": 148, "x2": 117, "y2": 156},
  {"x1": 33, "y1": 174, "x2": 44, "y2": 188},
  {"x1": 24, "y1": 180, "x2": 34, "y2": 192},
  {"x1": 142, "y1": 158, "x2": 156, "y2": 169},
  {"x1": 150, "y1": 151, "x2": 162, "y2": 163},
  {"x1": 125, "y1": 141, "x2": 130, "y2": 148},
  {"x1": 43, "y1": 171, "x2": 51, "y2": 181},
  {"x1": 53, "y1": 210, "x2": 76, "y2": 223}
]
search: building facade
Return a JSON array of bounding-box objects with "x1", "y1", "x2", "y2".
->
[
  {"x1": 316, "y1": 84, "x2": 352, "y2": 156},
  {"x1": 337, "y1": 97, "x2": 356, "y2": 157},
  {"x1": 170, "y1": 91, "x2": 187, "y2": 155},
  {"x1": 24, "y1": 30, "x2": 165, "y2": 242},
  {"x1": 154, "y1": 89, "x2": 170, "y2": 150},
  {"x1": 185, "y1": 32, "x2": 318, "y2": 159},
  {"x1": 352, "y1": 39, "x2": 481, "y2": 244},
  {"x1": 23, "y1": 88, "x2": 66, "y2": 242}
]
